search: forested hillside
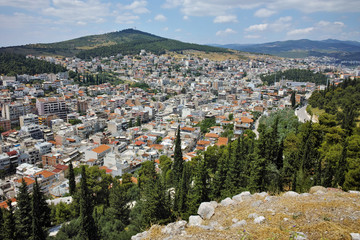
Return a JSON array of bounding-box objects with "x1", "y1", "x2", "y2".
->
[
  {"x1": 260, "y1": 69, "x2": 327, "y2": 85},
  {"x1": 1, "y1": 81, "x2": 358, "y2": 240},
  {"x1": 0, "y1": 53, "x2": 66, "y2": 76}
]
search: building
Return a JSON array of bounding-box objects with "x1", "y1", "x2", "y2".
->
[
  {"x1": 1, "y1": 103, "x2": 26, "y2": 126},
  {"x1": 21, "y1": 124, "x2": 44, "y2": 140},
  {"x1": 0, "y1": 118, "x2": 11, "y2": 132},
  {"x1": 77, "y1": 100, "x2": 88, "y2": 113},
  {"x1": 34, "y1": 141, "x2": 53, "y2": 156},
  {"x1": 36, "y1": 97, "x2": 67, "y2": 120},
  {"x1": 42, "y1": 153, "x2": 62, "y2": 167},
  {"x1": 19, "y1": 113, "x2": 39, "y2": 127},
  {"x1": 84, "y1": 144, "x2": 111, "y2": 164}
]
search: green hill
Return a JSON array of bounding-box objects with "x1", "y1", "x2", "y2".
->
[{"x1": 0, "y1": 29, "x2": 229, "y2": 58}]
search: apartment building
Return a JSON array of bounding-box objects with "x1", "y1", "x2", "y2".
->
[{"x1": 36, "y1": 97, "x2": 67, "y2": 120}]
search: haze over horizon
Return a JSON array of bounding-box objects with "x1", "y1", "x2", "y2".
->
[{"x1": 0, "y1": 0, "x2": 359, "y2": 47}]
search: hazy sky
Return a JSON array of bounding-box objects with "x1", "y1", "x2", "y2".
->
[{"x1": 0, "y1": 0, "x2": 359, "y2": 47}]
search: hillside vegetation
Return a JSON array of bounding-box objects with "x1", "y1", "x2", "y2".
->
[
  {"x1": 260, "y1": 69, "x2": 327, "y2": 85},
  {"x1": 0, "y1": 53, "x2": 66, "y2": 76},
  {"x1": 0, "y1": 29, "x2": 230, "y2": 58}
]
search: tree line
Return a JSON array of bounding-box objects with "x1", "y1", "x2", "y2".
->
[
  {"x1": 260, "y1": 69, "x2": 327, "y2": 85},
  {"x1": 0, "y1": 53, "x2": 67, "y2": 76}
]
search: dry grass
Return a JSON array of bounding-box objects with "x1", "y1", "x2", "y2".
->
[
  {"x1": 145, "y1": 191, "x2": 360, "y2": 240},
  {"x1": 165, "y1": 50, "x2": 247, "y2": 61}
]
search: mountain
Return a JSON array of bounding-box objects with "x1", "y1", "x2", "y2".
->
[
  {"x1": 214, "y1": 39, "x2": 360, "y2": 61},
  {"x1": 0, "y1": 29, "x2": 229, "y2": 58}
]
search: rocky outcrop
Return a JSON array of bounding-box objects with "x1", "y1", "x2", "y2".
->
[{"x1": 133, "y1": 189, "x2": 360, "y2": 240}]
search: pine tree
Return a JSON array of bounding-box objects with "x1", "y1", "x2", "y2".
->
[
  {"x1": 136, "y1": 116, "x2": 141, "y2": 127},
  {"x1": 16, "y1": 178, "x2": 32, "y2": 239},
  {"x1": 174, "y1": 162, "x2": 191, "y2": 215},
  {"x1": 3, "y1": 199, "x2": 17, "y2": 240},
  {"x1": 172, "y1": 126, "x2": 183, "y2": 185},
  {"x1": 68, "y1": 161, "x2": 76, "y2": 195},
  {"x1": 128, "y1": 119, "x2": 133, "y2": 128},
  {"x1": 79, "y1": 166, "x2": 99, "y2": 240},
  {"x1": 291, "y1": 91, "x2": 296, "y2": 108},
  {"x1": 31, "y1": 178, "x2": 51, "y2": 240},
  {"x1": 0, "y1": 208, "x2": 4, "y2": 240},
  {"x1": 334, "y1": 141, "x2": 348, "y2": 187},
  {"x1": 248, "y1": 154, "x2": 267, "y2": 193},
  {"x1": 211, "y1": 152, "x2": 228, "y2": 200}
]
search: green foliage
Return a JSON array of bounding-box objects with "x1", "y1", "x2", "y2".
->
[
  {"x1": 3, "y1": 199, "x2": 17, "y2": 240},
  {"x1": 0, "y1": 53, "x2": 66, "y2": 76},
  {"x1": 16, "y1": 179, "x2": 32, "y2": 239},
  {"x1": 172, "y1": 126, "x2": 184, "y2": 185},
  {"x1": 68, "y1": 161, "x2": 76, "y2": 195},
  {"x1": 68, "y1": 119, "x2": 83, "y2": 125},
  {"x1": 198, "y1": 117, "x2": 216, "y2": 134},
  {"x1": 131, "y1": 81, "x2": 150, "y2": 90},
  {"x1": 260, "y1": 69, "x2": 327, "y2": 85}
]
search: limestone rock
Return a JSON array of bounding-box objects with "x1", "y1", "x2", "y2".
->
[
  {"x1": 221, "y1": 197, "x2": 235, "y2": 206},
  {"x1": 283, "y1": 191, "x2": 299, "y2": 197},
  {"x1": 198, "y1": 202, "x2": 215, "y2": 220},
  {"x1": 188, "y1": 215, "x2": 203, "y2": 226},
  {"x1": 248, "y1": 213, "x2": 258, "y2": 219},
  {"x1": 309, "y1": 186, "x2": 327, "y2": 194},
  {"x1": 350, "y1": 233, "x2": 360, "y2": 240},
  {"x1": 198, "y1": 225, "x2": 214, "y2": 230},
  {"x1": 291, "y1": 232, "x2": 307, "y2": 240},
  {"x1": 349, "y1": 190, "x2": 360, "y2": 194},
  {"x1": 300, "y1": 193, "x2": 311, "y2": 197},
  {"x1": 232, "y1": 194, "x2": 243, "y2": 202},
  {"x1": 131, "y1": 231, "x2": 148, "y2": 240},
  {"x1": 251, "y1": 200, "x2": 262, "y2": 207},
  {"x1": 254, "y1": 192, "x2": 268, "y2": 198},
  {"x1": 210, "y1": 201, "x2": 218, "y2": 208},
  {"x1": 254, "y1": 216, "x2": 266, "y2": 224},
  {"x1": 231, "y1": 220, "x2": 246, "y2": 228},
  {"x1": 162, "y1": 220, "x2": 187, "y2": 235}
]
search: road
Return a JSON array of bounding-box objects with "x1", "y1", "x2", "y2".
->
[
  {"x1": 253, "y1": 116, "x2": 261, "y2": 139},
  {"x1": 295, "y1": 105, "x2": 312, "y2": 123}
]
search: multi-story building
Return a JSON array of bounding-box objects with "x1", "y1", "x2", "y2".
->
[
  {"x1": 1, "y1": 103, "x2": 26, "y2": 126},
  {"x1": 77, "y1": 100, "x2": 88, "y2": 113},
  {"x1": 21, "y1": 124, "x2": 44, "y2": 140},
  {"x1": 34, "y1": 141, "x2": 52, "y2": 156},
  {"x1": 0, "y1": 117, "x2": 11, "y2": 132},
  {"x1": 0, "y1": 153, "x2": 10, "y2": 170},
  {"x1": 19, "y1": 113, "x2": 39, "y2": 127},
  {"x1": 36, "y1": 97, "x2": 67, "y2": 120}
]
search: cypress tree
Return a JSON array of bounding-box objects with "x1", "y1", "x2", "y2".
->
[
  {"x1": 31, "y1": 178, "x2": 51, "y2": 240},
  {"x1": 136, "y1": 116, "x2": 141, "y2": 127},
  {"x1": 78, "y1": 166, "x2": 99, "y2": 240},
  {"x1": 16, "y1": 178, "x2": 32, "y2": 239},
  {"x1": 172, "y1": 126, "x2": 183, "y2": 185},
  {"x1": 174, "y1": 162, "x2": 191, "y2": 215},
  {"x1": 334, "y1": 141, "x2": 347, "y2": 187},
  {"x1": 68, "y1": 161, "x2": 76, "y2": 195},
  {"x1": 0, "y1": 208, "x2": 4, "y2": 240},
  {"x1": 128, "y1": 119, "x2": 133, "y2": 128},
  {"x1": 291, "y1": 91, "x2": 296, "y2": 108},
  {"x1": 3, "y1": 199, "x2": 17, "y2": 240}
]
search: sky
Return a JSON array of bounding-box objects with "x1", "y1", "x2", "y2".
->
[{"x1": 0, "y1": 0, "x2": 359, "y2": 47}]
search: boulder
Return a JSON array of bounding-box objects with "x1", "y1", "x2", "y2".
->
[
  {"x1": 188, "y1": 215, "x2": 203, "y2": 227},
  {"x1": 300, "y1": 193, "x2": 311, "y2": 197},
  {"x1": 221, "y1": 197, "x2": 235, "y2": 206},
  {"x1": 283, "y1": 191, "x2": 300, "y2": 197},
  {"x1": 350, "y1": 233, "x2": 360, "y2": 240},
  {"x1": 254, "y1": 216, "x2": 266, "y2": 224},
  {"x1": 254, "y1": 192, "x2": 268, "y2": 198},
  {"x1": 162, "y1": 220, "x2": 187, "y2": 235},
  {"x1": 265, "y1": 196, "x2": 275, "y2": 202},
  {"x1": 131, "y1": 231, "x2": 148, "y2": 240},
  {"x1": 309, "y1": 186, "x2": 327, "y2": 194},
  {"x1": 210, "y1": 201, "x2": 218, "y2": 208},
  {"x1": 230, "y1": 220, "x2": 247, "y2": 228},
  {"x1": 239, "y1": 191, "x2": 251, "y2": 197},
  {"x1": 248, "y1": 213, "x2": 258, "y2": 219},
  {"x1": 251, "y1": 200, "x2": 262, "y2": 207},
  {"x1": 209, "y1": 221, "x2": 223, "y2": 230},
  {"x1": 349, "y1": 190, "x2": 360, "y2": 194},
  {"x1": 232, "y1": 194, "x2": 243, "y2": 202},
  {"x1": 291, "y1": 232, "x2": 307, "y2": 240},
  {"x1": 198, "y1": 202, "x2": 215, "y2": 220}
]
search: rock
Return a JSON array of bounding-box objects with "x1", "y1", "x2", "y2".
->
[
  {"x1": 254, "y1": 192, "x2": 268, "y2": 198},
  {"x1": 251, "y1": 200, "x2": 262, "y2": 207},
  {"x1": 162, "y1": 220, "x2": 187, "y2": 235},
  {"x1": 267, "y1": 209, "x2": 275, "y2": 215},
  {"x1": 131, "y1": 231, "x2": 148, "y2": 240},
  {"x1": 248, "y1": 213, "x2": 258, "y2": 219},
  {"x1": 188, "y1": 215, "x2": 203, "y2": 226},
  {"x1": 198, "y1": 202, "x2": 215, "y2": 220},
  {"x1": 254, "y1": 216, "x2": 266, "y2": 224},
  {"x1": 283, "y1": 218, "x2": 289, "y2": 221},
  {"x1": 232, "y1": 218, "x2": 238, "y2": 223},
  {"x1": 291, "y1": 232, "x2": 307, "y2": 240},
  {"x1": 265, "y1": 196, "x2": 275, "y2": 202},
  {"x1": 232, "y1": 194, "x2": 243, "y2": 202},
  {"x1": 209, "y1": 221, "x2": 223, "y2": 230},
  {"x1": 300, "y1": 193, "x2": 311, "y2": 197},
  {"x1": 198, "y1": 225, "x2": 214, "y2": 230},
  {"x1": 239, "y1": 191, "x2": 251, "y2": 197},
  {"x1": 230, "y1": 220, "x2": 247, "y2": 228},
  {"x1": 350, "y1": 233, "x2": 360, "y2": 240},
  {"x1": 314, "y1": 190, "x2": 326, "y2": 195},
  {"x1": 210, "y1": 201, "x2": 218, "y2": 208},
  {"x1": 349, "y1": 190, "x2": 360, "y2": 194},
  {"x1": 283, "y1": 191, "x2": 299, "y2": 197},
  {"x1": 221, "y1": 197, "x2": 235, "y2": 206},
  {"x1": 309, "y1": 186, "x2": 327, "y2": 194}
]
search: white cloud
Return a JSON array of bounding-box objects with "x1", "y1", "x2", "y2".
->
[
  {"x1": 0, "y1": 0, "x2": 49, "y2": 9},
  {"x1": 43, "y1": 0, "x2": 110, "y2": 24},
  {"x1": 246, "y1": 23, "x2": 268, "y2": 31},
  {"x1": 214, "y1": 15, "x2": 238, "y2": 23},
  {"x1": 175, "y1": 28, "x2": 182, "y2": 32},
  {"x1": 254, "y1": 8, "x2": 276, "y2": 17},
  {"x1": 287, "y1": 27, "x2": 314, "y2": 36},
  {"x1": 245, "y1": 34, "x2": 261, "y2": 39},
  {"x1": 116, "y1": 14, "x2": 139, "y2": 24},
  {"x1": 216, "y1": 28, "x2": 236, "y2": 36},
  {"x1": 154, "y1": 14, "x2": 167, "y2": 21},
  {"x1": 183, "y1": 15, "x2": 189, "y2": 20},
  {"x1": 163, "y1": 27, "x2": 169, "y2": 31},
  {"x1": 269, "y1": 16, "x2": 292, "y2": 32},
  {"x1": 121, "y1": 0, "x2": 150, "y2": 14},
  {"x1": 0, "y1": 12, "x2": 50, "y2": 29}
]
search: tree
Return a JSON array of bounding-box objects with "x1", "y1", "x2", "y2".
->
[
  {"x1": 16, "y1": 179, "x2": 32, "y2": 239},
  {"x1": 78, "y1": 166, "x2": 99, "y2": 240},
  {"x1": 31, "y1": 178, "x2": 51, "y2": 240},
  {"x1": 128, "y1": 119, "x2": 133, "y2": 128},
  {"x1": 136, "y1": 116, "x2": 141, "y2": 127},
  {"x1": 68, "y1": 161, "x2": 76, "y2": 195},
  {"x1": 174, "y1": 162, "x2": 191, "y2": 215},
  {"x1": 3, "y1": 199, "x2": 17, "y2": 240},
  {"x1": 172, "y1": 126, "x2": 183, "y2": 185},
  {"x1": 291, "y1": 91, "x2": 296, "y2": 109}
]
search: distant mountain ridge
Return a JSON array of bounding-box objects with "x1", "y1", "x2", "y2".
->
[
  {"x1": 213, "y1": 39, "x2": 360, "y2": 60},
  {"x1": 0, "y1": 29, "x2": 229, "y2": 58}
]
